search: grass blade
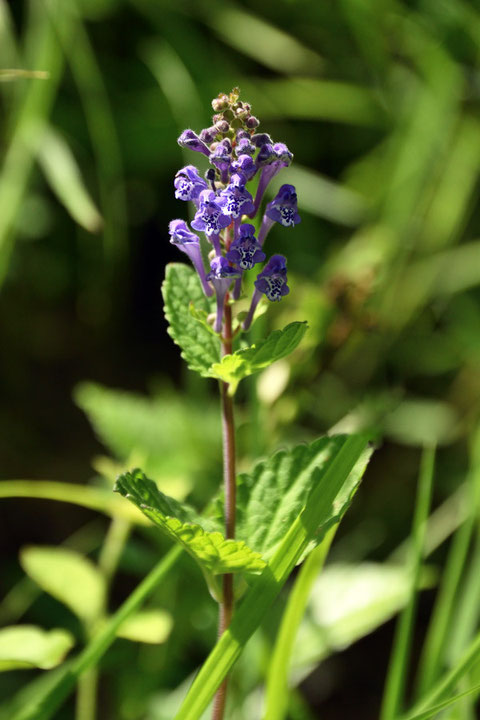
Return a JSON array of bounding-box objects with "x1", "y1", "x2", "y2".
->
[
  {"x1": 263, "y1": 529, "x2": 336, "y2": 720},
  {"x1": 380, "y1": 447, "x2": 436, "y2": 720}
]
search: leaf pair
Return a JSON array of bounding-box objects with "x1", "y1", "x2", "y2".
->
[
  {"x1": 162, "y1": 263, "x2": 307, "y2": 392},
  {"x1": 115, "y1": 435, "x2": 372, "y2": 601}
]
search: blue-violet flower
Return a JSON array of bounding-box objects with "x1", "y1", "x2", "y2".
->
[
  {"x1": 206, "y1": 256, "x2": 241, "y2": 332},
  {"x1": 174, "y1": 165, "x2": 208, "y2": 203},
  {"x1": 226, "y1": 224, "x2": 265, "y2": 270},
  {"x1": 168, "y1": 220, "x2": 213, "y2": 297},
  {"x1": 177, "y1": 129, "x2": 210, "y2": 156}
]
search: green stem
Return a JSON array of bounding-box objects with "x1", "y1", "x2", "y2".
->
[
  {"x1": 75, "y1": 669, "x2": 98, "y2": 720},
  {"x1": 380, "y1": 447, "x2": 436, "y2": 720},
  {"x1": 263, "y1": 526, "x2": 336, "y2": 720}
]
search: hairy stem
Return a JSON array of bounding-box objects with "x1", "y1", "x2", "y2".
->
[{"x1": 212, "y1": 296, "x2": 236, "y2": 720}]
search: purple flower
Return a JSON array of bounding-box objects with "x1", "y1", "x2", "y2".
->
[
  {"x1": 199, "y1": 126, "x2": 218, "y2": 143},
  {"x1": 254, "y1": 254, "x2": 290, "y2": 301},
  {"x1": 206, "y1": 257, "x2": 241, "y2": 332},
  {"x1": 226, "y1": 224, "x2": 265, "y2": 270},
  {"x1": 235, "y1": 131, "x2": 256, "y2": 157},
  {"x1": 230, "y1": 154, "x2": 257, "y2": 181},
  {"x1": 250, "y1": 143, "x2": 294, "y2": 217},
  {"x1": 218, "y1": 173, "x2": 255, "y2": 219},
  {"x1": 251, "y1": 133, "x2": 273, "y2": 148},
  {"x1": 265, "y1": 184, "x2": 301, "y2": 227},
  {"x1": 177, "y1": 129, "x2": 210, "y2": 156},
  {"x1": 174, "y1": 165, "x2": 208, "y2": 202},
  {"x1": 168, "y1": 220, "x2": 213, "y2": 297},
  {"x1": 242, "y1": 254, "x2": 290, "y2": 330},
  {"x1": 191, "y1": 190, "x2": 231, "y2": 237},
  {"x1": 209, "y1": 138, "x2": 233, "y2": 180}
]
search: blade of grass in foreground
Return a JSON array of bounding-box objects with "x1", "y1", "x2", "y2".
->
[
  {"x1": 400, "y1": 681, "x2": 480, "y2": 720},
  {"x1": 380, "y1": 447, "x2": 436, "y2": 720},
  {"x1": 174, "y1": 435, "x2": 369, "y2": 720},
  {"x1": 415, "y1": 429, "x2": 480, "y2": 696},
  {"x1": 12, "y1": 546, "x2": 181, "y2": 720},
  {"x1": 400, "y1": 630, "x2": 480, "y2": 720},
  {"x1": 263, "y1": 529, "x2": 336, "y2": 720}
]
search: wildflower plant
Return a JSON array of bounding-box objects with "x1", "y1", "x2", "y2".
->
[{"x1": 113, "y1": 89, "x2": 373, "y2": 719}]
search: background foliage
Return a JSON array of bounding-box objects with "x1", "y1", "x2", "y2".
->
[{"x1": 1, "y1": 0, "x2": 480, "y2": 718}]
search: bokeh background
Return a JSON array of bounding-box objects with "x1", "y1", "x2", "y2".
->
[{"x1": 1, "y1": 0, "x2": 480, "y2": 718}]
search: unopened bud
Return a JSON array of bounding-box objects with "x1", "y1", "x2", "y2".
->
[{"x1": 246, "y1": 116, "x2": 260, "y2": 129}]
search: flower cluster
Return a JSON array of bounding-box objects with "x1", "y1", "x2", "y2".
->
[{"x1": 168, "y1": 88, "x2": 301, "y2": 333}]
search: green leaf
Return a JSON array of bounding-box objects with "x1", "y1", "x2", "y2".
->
[
  {"x1": 291, "y1": 563, "x2": 436, "y2": 675},
  {"x1": 74, "y1": 382, "x2": 220, "y2": 496},
  {"x1": 209, "y1": 321, "x2": 308, "y2": 393},
  {"x1": 114, "y1": 469, "x2": 266, "y2": 579},
  {"x1": 174, "y1": 434, "x2": 370, "y2": 719},
  {"x1": 0, "y1": 626, "x2": 74, "y2": 671},
  {"x1": 231, "y1": 436, "x2": 371, "y2": 561},
  {"x1": 116, "y1": 609, "x2": 173, "y2": 644},
  {"x1": 20, "y1": 547, "x2": 106, "y2": 626},
  {"x1": 162, "y1": 263, "x2": 219, "y2": 376}
]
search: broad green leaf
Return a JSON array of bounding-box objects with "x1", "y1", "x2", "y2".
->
[
  {"x1": 162, "y1": 263, "x2": 219, "y2": 376},
  {"x1": 37, "y1": 126, "x2": 103, "y2": 233},
  {"x1": 0, "y1": 626, "x2": 74, "y2": 671},
  {"x1": 20, "y1": 547, "x2": 106, "y2": 626},
  {"x1": 115, "y1": 469, "x2": 266, "y2": 579},
  {"x1": 174, "y1": 434, "x2": 370, "y2": 719},
  {"x1": 231, "y1": 435, "x2": 371, "y2": 561},
  {"x1": 74, "y1": 382, "x2": 220, "y2": 496},
  {"x1": 209, "y1": 322, "x2": 308, "y2": 393},
  {"x1": 291, "y1": 563, "x2": 436, "y2": 676},
  {"x1": 116, "y1": 609, "x2": 173, "y2": 644}
]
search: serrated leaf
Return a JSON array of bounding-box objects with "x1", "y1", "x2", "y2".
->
[
  {"x1": 208, "y1": 321, "x2": 308, "y2": 392},
  {"x1": 231, "y1": 436, "x2": 372, "y2": 561},
  {"x1": 162, "y1": 263, "x2": 220, "y2": 376},
  {"x1": 20, "y1": 547, "x2": 106, "y2": 626},
  {"x1": 116, "y1": 609, "x2": 173, "y2": 644},
  {"x1": 115, "y1": 469, "x2": 266, "y2": 579},
  {"x1": 0, "y1": 626, "x2": 74, "y2": 671}
]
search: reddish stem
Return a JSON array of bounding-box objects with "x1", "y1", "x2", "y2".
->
[{"x1": 212, "y1": 296, "x2": 236, "y2": 720}]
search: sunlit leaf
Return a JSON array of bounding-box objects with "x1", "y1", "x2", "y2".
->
[
  {"x1": 291, "y1": 563, "x2": 436, "y2": 677},
  {"x1": 115, "y1": 469, "x2": 266, "y2": 582},
  {"x1": 116, "y1": 609, "x2": 173, "y2": 644},
  {"x1": 20, "y1": 547, "x2": 106, "y2": 626},
  {"x1": 231, "y1": 436, "x2": 372, "y2": 561},
  {"x1": 0, "y1": 626, "x2": 74, "y2": 671},
  {"x1": 209, "y1": 322, "x2": 308, "y2": 393}
]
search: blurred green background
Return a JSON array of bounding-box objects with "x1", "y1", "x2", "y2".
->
[{"x1": 1, "y1": 0, "x2": 480, "y2": 718}]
